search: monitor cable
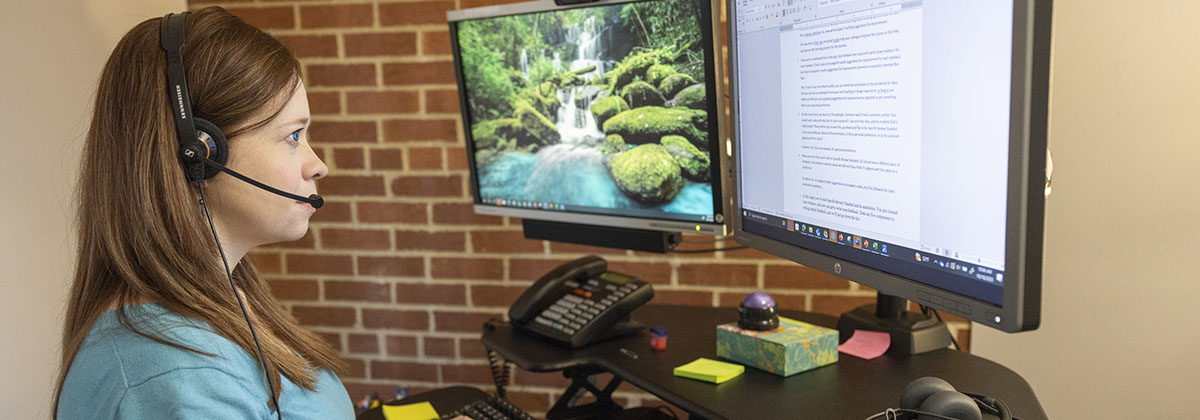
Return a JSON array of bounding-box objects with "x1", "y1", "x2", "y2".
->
[
  {"x1": 198, "y1": 183, "x2": 284, "y2": 420},
  {"x1": 919, "y1": 305, "x2": 961, "y2": 351}
]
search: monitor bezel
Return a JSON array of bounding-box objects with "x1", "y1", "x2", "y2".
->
[
  {"x1": 447, "y1": 0, "x2": 731, "y2": 236},
  {"x1": 727, "y1": 0, "x2": 1052, "y2": 332}
]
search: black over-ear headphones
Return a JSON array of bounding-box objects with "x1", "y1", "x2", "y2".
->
[
  {"x1": 897, "y1": 377, "x2": 1013, "y2": 420},
  {"x1": 161, "y1": 12, "x2": 229, "y2": 181}
]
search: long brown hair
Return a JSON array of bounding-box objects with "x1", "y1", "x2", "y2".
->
[{"x1": 54, "y1": 7, "x2": 343, "y2": 416}]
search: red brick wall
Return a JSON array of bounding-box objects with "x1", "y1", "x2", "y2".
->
[{"x1": 188, "y1": 0, "x2": 970, "y2": 414}]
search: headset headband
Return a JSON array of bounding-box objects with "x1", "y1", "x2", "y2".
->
[{"x1": 160, "y1": 12, "x2": 198, "y2": 151}]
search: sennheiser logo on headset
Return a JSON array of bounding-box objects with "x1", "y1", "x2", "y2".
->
[{"x1": 175, "y1": 84, "x2": 187, "y2": 119}]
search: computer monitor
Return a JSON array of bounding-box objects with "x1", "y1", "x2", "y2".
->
[
  {"x1": 447, "y1": 0, "x2": 730, "y2": 247},
  {"x1": 728, "y1": 0, "x2": 1051, "y2": 340}
]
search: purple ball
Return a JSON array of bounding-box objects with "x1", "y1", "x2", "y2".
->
[{"x1": 742, "y1": 291, "x2": 776, "y2": 309}]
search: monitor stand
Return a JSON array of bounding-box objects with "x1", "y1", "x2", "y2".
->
[
  {"x1": 836, "y1": 292, "x2": 953, "y2": 355},
  {"x1": 522, "y1": 219, "x2": 682, "y2": 253}
]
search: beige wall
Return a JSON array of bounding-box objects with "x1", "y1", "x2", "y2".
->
[
  {"x1": 0, "y1": 1, "x2": 184, "y2": 417},
  {"x1": 972, "y1": 0, "x2": 1200, "y2": 418}
]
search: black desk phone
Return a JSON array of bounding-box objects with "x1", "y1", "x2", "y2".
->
[{"x1": 507, "y1": 256, "x2": 654, "y2": 348}]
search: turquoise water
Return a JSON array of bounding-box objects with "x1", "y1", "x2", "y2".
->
[{"x1": 478, "y1": 146, "x2": 712, "y2": 215}]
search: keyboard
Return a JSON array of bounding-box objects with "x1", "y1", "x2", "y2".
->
[{"x1": 439, "y1": 395, "x2": 536, "y2": 420}]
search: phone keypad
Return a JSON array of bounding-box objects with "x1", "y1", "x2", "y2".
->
[{"x1": 530, "y1": 276, "x2": 647, "y2": 341}]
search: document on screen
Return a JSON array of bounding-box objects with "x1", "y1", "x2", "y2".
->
[{"x1": 779, "y1": 8, "x2": 922, "y2": 241}]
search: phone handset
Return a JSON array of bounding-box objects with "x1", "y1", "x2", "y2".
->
[{"x1": 508, "y1": 255, "x2": 608, "y2": 324}]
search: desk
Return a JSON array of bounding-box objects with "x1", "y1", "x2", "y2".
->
[
  {"x1": 483, "y1": 305, "x2": 1047, "y2": 420},
  {"x1": 357, "y1": 386, "x2": 490, "y2": 420}
]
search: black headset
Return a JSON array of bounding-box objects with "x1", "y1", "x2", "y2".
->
[
  {"x1": 894, "y1": 377, "x2": 1013, "y2": 420},
  {"x1": 160, "y1": 12, "x2": 284, "y2": 420}
]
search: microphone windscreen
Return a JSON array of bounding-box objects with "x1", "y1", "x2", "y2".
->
[{"x1": 309, "y1": 194, "x2": 324, "y2": 209}]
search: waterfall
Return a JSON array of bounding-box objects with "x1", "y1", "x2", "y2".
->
[{"x1": 520, "y1": 48, "x2": 529, "y2": 78}]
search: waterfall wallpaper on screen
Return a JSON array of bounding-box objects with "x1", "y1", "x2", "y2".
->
[{"x1": 457, "y1": 0, "x2": 714, "y2": 217}]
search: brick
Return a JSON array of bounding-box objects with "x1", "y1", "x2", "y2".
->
[
  {"x1": 344, "y1": 358, "x2": 367, "y2": 378},
  {"x1": 546, "y1": 241, "x2": 627, "y2": 255},
  {"x1": 433, "y1": 203, "x2": 502, "y2": 225},
  {"x1": 307, "y1": 63, "x2": 376, "y2": 87},
  {"x1": 723, "y1": 246, "x2": 776, "y2": 260},
  {"x1": 469, "y1": 285, "x2": 525, "y2": 308},
  {"x1": 676, "y1": 263, "x2": 757, "y2": 287},
  {"x1": 425, "y1": 89, "x2": 460, "y2": 114},
  {"x1": 227, "y1": 7, "x2": 295, "y2": 30},
  {"x1": 371, "y1": 360, "x2": 438, "y2": 382},
  {"x1": 446, "y1": 146, "x2": 468, "y2": 170},
  {"x1": 292, "y1": 305, "x2": 356, "y2": 327},
  {"x1": 345, "y1": 32, "x2": 418, "y2": 57},
  {"x1": 310, "y1": 200, "x2": 352, "y2": 223},
  {"x1": 395, "y1": 283, "x2": 467, "y2": 305},
  {"x1": 514, "y1": 370, "x2": 572, "y2": 388},
  {"x1": 347, "y1": 333, "x2": 379, "y2": 354},
  {"x1": 322, "y1": 228, "x2": 391, "y2": 250},
  {"x1": 763, "y1": 265, "x2": 851, "y2": 290},
  {"x1": 391, "y1": 175, "x2": 463, "y2": 197},
  {"x1": 358, "y1": 256, "x2": 424, "y2": 277},
  {"x1": 300, "y1": 4, "x2": 373, "y2": 29},
  {"x1": 383, "y1": 118, "x2": 458, "y2": 142},
  {"x1": 718, "y1": 292, "x2": 806, "y2": 312},
  {"x1": 380, "y1": 1, "x2": 454, "y2": 26},
  {"x1": 394, "y1": 230, "x2": 466, "y2": 252},
  {"x1": 605, "y1": 261, "x2": 672, "y2": 285},
  {"x1": 369, "y1": 148, "x2": 406, "y2": 170},
  {"x1": 441, "y1": 363, "x2": 492, "y2": 384},
  {"x1": 652, "y1": 290, "x2": 713, "y2": 306},
  {"x1": 385, "y1": 335, "x2": 418, "y2": 356},
  {"x1": 459, "y1": 338, "x2": 488, "y2": 359},
  {"x1": 332, "y1": 147, "x2": 365, "y2": 169},
  {"x1": 274, "y1": 34, "x2": 337, "y2": 58},
  {"x1": 309, "y1": 120, "x2": 378, "y2": 143},
  {"x1": 267, "y1": 279, "x2": 319, "y2": 301},
  {"x1": 423, "y1": 337, "x2": 456, "y2": 358},
  {"x1": 271, "y1": 229, "x2": 314, "y2": 249},
  {"x1": 324, "y1": 280, "x2": 391, "y2": 302},
  {"x1": 407, "y1": 146, "x2": 444, "y2": 170},
  {"x1": 383, "y1": 61, "x2": 456, "y2": 85},
  {"x1": 317, "y1": 175, "x2": 386, "y2": 196},
  {"x1": 357, "y1": 201, "x2": 427, "y2": 224},
  {"x1": 433, "y1": 311, "x2": 502, "y2": 333},
  {"x1": 315, "y1": 332, "x2": 342, "y2": 353},
  {"x1": 250, "y1": 251, "x2": 282, "y2": 274},
  {"x1": 508, "y1": 258, "x2": 570, "y2": 281},
  {"x1": 504, "y1": 391, "x2": 551, "y2": 413},
  {"x1": 810, "y1": 295, "x2": 876, "y2": 317},
  {"x1": 362, "y1": 309, "x2": 430, "y2": 330},
  {"x1": 286, "y1": 254, "x2": 353, "y2": 275},
  {"x1": 431, "y1": 257, "x2": 503, "y2": 280},
  {"x1": 422, "y1": 31, "x2": 452, "y2": 55},
  {"x1": 956, "y1": 329, "x2": 971, "y2": 352},
  {"x1": 471, "y1": 230, "x2": 543, "y2": 253},
  {"x1": 306, "y1": 91, "x2": 341, "y2": 115},
  {"x1": 347, "y1": 90, "x2": 420, "y2": 114}
]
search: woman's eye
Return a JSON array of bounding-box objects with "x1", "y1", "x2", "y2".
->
[{"x1": 287, "y1": 129, "x2": 302, "y2": 143}]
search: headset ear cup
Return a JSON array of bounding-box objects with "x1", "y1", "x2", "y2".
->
[
  {"x1": 191, "y1": 118, "x2": 228, "y2": 180},
  {"x1": 901, "y1": 377, "x2": 957, "y2": 410},
  {"x1": 917, "y1": 391, "x2": 982, "y2": 420}
]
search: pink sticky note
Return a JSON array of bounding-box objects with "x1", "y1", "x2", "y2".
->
[{"x1": 838, "y1": 330, "x2": 891, "y2": 360}]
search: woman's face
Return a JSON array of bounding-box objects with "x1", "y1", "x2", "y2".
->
[{"x1": 206, "y1": 82, "x2": 327, "y2": 249}]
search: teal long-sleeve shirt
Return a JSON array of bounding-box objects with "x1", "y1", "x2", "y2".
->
[{"x1": 58, "y1": 303, "x2": 354, "y2": 420}]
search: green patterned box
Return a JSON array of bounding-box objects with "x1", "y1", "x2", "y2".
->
[{"x1": 715, "y1": 317, "x2": 838, "y2": 376}]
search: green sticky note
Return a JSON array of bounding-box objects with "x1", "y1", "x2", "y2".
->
[
  {"x1": 382, "y1": 401, "x2": 439, "y2": 420},
  {"x1": 673, "y1": 357, "x2": 745, "y2": 384}
]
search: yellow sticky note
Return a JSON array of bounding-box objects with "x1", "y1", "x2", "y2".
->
[
  {"x1": 673, "y1": 357, "x2": 745, "y2": 384},
  {"x1": 382, "y1": 401, "x2": 439, "y2": 420}
]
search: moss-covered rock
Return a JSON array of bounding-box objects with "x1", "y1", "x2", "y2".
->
[
  {"x1": 621, "y1": 81, "x2": 666, "y2": 108},
  {"x1": 605, "y1": 50, "x2": 668, "y2": 94},
  {"x1": 471, "y1": 118, "x2": 527, "y2": 149},
  {"x1": 601, "y1": 134, "x2": 627, "y2": 155},
  {"x1": 659, "y1": 73, "x2": 698, "y2": 99},
  {"x1": 538, "y1": 82, "x2": 558, "y2": 99},
  {"x1": 518, "y1": 89, "x2": 560, "y2": 123},
  {"x1": 645, "y1": 64, "x2": 676, "y2": 87},
  {"x1": 515, "y1": 104, "x2": 561, "y2": 146},
  {"x1": 590, "y1": 96, "x2": 629, "y2": 128},
  {"x1": 661, "y1": 135, "x2": 710, "y2": 182},
  {"x1": 673, "y1": 84, "x2": 707, "y2": 110},
  {"x1": 602, "y1": 106, "x2": 705, "y2": 147},
  {"x1": 609, "y1": 144, "x2": 683, "y2": 204},
  {"x1": 573, "y1": 64, "x2": 597, "y2": 75}
]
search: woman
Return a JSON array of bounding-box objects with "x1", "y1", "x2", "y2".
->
[{"x1": 54, "y1": 7, "x2": 351, "y2": 419}]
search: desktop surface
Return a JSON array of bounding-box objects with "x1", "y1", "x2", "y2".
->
[{"x1": 483, "y1": 304, "x2": 1046, "y2": 420}]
